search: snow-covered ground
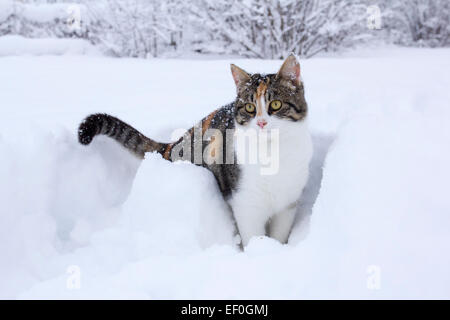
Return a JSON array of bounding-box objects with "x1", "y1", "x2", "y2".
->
[
  {"x1": 0, "y1": 35, "x2": 99, "y2": 57},
  {"x1": 0, "y1": 48, "x2": 449, "y2": 299}
]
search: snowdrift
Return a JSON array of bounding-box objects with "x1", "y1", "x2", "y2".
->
[{"x1": 0, "y1": 35, "x2": 99, "y2": 57}]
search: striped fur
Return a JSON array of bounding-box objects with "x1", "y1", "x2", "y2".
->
[
  {"x1": 78, "y1": 114, "x2": 166, "y2": 159},
  {"x1": 78, "y1": 107, "x2": 240, "y2": 198}
]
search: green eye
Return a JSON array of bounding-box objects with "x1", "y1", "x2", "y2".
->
[
  {"x1": 245, "y1": 103, "x2": 255, "y2": 113},
  {"x1": 270, "y1": 100, "x2": 282, "y2": 110}
]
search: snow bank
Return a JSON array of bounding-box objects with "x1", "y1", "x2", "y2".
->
[
  {"x1": 0, "y1": 49, "x2": 449, "y2": 298},
  {"x1": 0, "y1": 126, "x2": 140, "y2": 297},
  {"x1": 0, "y1": 1, "x2": 88, "y2": 24},
  {"x1": 0, "y1": 35, "x2": 99, "y2": 57},
  {"x1": 19, "y1": 2, "x2": 87, "y2": 24},
  {"x1": 0, "y1": 2, "x2": 95, "y2": 57},
  {"x1": 305, "y1": 113, "x2": 450, "y2": 298}
]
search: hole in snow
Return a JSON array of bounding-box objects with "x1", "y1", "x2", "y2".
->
[{"x1": 289, "y1": 134, "x2": 335, "y2": 244}]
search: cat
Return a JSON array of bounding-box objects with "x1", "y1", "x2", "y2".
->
[{"x1": 78, "y1": 54, "x2": 312, "y2": 247}]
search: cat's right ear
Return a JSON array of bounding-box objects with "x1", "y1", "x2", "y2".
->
[
  {"x1": 230, "y1": 64, "x2": 250, "y2": 89},
  {"x1": 277, "y1": 54, "x2": 301, "y2": 85}
]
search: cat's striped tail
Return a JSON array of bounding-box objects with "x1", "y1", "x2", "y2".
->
[{"x1": 78, "y1": 113, "x2": 168, "y2": 159}]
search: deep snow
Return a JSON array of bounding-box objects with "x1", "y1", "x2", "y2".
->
[{"x1": 0, "y1": 48, "x2": 450, "y2": 299}]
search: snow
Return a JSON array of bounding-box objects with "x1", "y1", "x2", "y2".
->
[
  {"x1": 0, "y1": 1, "x2": 87, "y2": 24},
  {"x1": 0, "y1": 47, "x2": 450, "y2": 299},
  {"x1": 0, "y1": 35, "x2": 99, "y2": 56},
  {"x1": 19, "y1": 2, "x2": 86, "y2": 24}
]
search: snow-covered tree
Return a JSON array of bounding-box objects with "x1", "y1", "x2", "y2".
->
[
  {"x1": 188, "y1": 0, "x2": 368, "y2": 58},
  {"x1": 0, "y1": 0, "x2": 89, "y2": 39},
  {"x1": 1, "y1": 0, "x2": 448, "y2": 58},
  {"x1": 85, "y1": 0, "x2": 187, "y2": 58},
  {"x1": 382, "y1": 0, "x2": 450, "y2": 47}
]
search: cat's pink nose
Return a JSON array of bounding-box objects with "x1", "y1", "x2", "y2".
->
[{"x1": 257, "y1": 119, "x2": 267, "y2": 129}]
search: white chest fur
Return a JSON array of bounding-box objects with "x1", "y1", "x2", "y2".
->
[{"x1": 229, "y1": 119, "x2": 312, "y2": 245}]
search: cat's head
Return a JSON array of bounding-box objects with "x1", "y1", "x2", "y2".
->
[{"x1": 231, "y1": 54, "x2": 307, "y2": 130}]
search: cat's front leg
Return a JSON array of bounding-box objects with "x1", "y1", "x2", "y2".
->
[
  {"x1": 269, "y1": 203, "x2": 297, "y2": 244},
  {"x1": 232, "y1": 204, "x2": 269, "y2": 247}
]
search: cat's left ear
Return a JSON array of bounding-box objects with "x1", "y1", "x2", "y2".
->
[
  {"x1": 277, "y1": 54, "x2": 301, "y2": 85},
  {"x1": 230, "y1": 64, "x2": 251, "y2": 88}
]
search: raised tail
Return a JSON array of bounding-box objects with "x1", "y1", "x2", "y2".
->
[{"x1": 78, "y1": 113, "x2": 169, "y2": 159}]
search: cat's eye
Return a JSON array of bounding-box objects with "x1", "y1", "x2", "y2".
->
[
  {"x1": 270, "y1": 100, "x2": 282, "y2": 111},
  {"x1": 245, "y1": 103, "x2": 256, "y2": 113}
]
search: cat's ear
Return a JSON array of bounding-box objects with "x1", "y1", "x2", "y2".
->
[
  {"x1": 230, "y1": 64, "x2": 250, "y2": 88},
  {"x1": 277, "y1": 54, "x2": 301, "y2": 85}
]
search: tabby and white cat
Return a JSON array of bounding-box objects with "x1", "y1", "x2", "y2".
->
[{"x1": 78, "y1": 54, "x2": 312, "y2": 247}]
